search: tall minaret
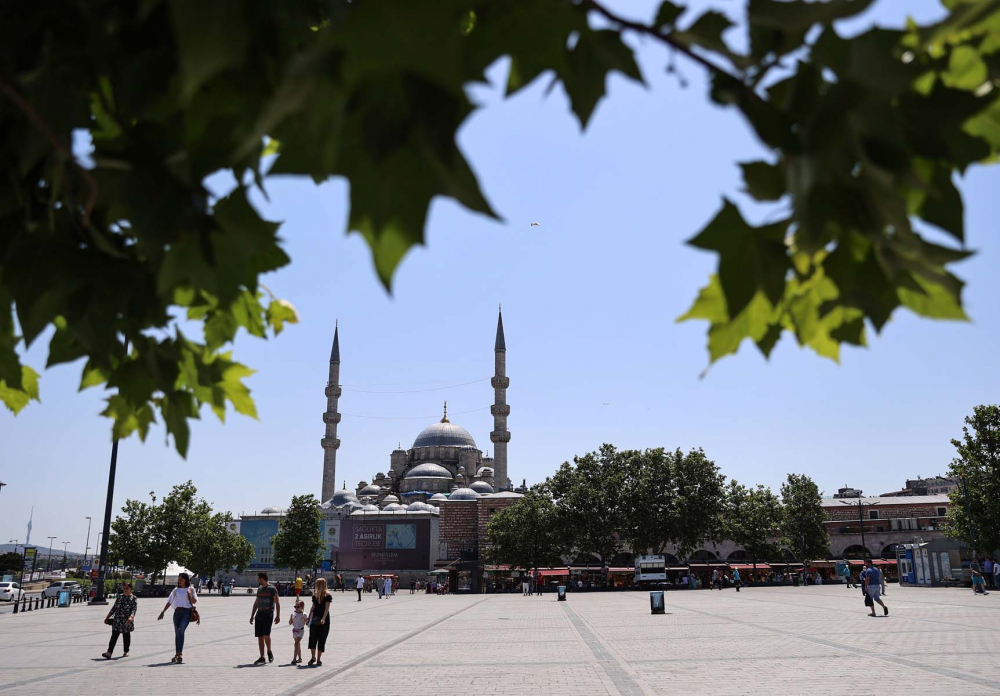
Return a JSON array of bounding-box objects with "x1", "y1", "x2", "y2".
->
[
  {"x1": 321, "y1": 323, "x2": 342, "y2": 503},
  {"x1": 490, "y1": 307, "x2": 511, "y2": 491}
]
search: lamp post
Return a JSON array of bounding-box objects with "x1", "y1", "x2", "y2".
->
[
  {"x1": 62, "y1": 541, "x2": 70, "y2": 569},
  {"x1": 46, "y1": 536, "x2": 57, "y2": 573},
  {"x1": 0, "y1": 481, "x2": 6, "y2": 500},
  {"x1": 84, "y1": 517, "x2": 92, "y2": 566},
  {"x1": 8, "y1": 540, "x2": 18, "y2": 555},
  {"x1": 840, "y1": 493, "x2": 879, "y2": 559}
]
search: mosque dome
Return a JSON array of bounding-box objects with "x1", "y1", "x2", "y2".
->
[
  {"x1": 470, "y1": 481, "x2": 494, "y2": 495},
  {"x1": 361, "y1": 504, "x2": 379, "y2": 512},
  {"x1": 412, "y1": 404, "x2": 477, "y2": 449},
  {"x1": 326, "y1": 489, "x2": 360, "y2": 509},
  {"x1": 406, "y1": 502, "x2": 436, "y2": 512},
  {"x1": 359, "y1": 483, "x2": 382, "y2": 496},
  {"x1": 448, "y1": 487, "x2": 480, "y2": 501},
  {"x1": 406, "y1": 463, "x2": 453, "y2": 479},
  {"x1": 383, "y1": 503, "x2": 405, "y2": 511},
  {"x1": 261, "y1": 506, "x2": 284, "y2": 514},
  {"x1": 381, "y1": 494, "x2": 400, "y2": 505},
  {"x1": 429, "y1": 493, "x2": 448, "y2": 502}
]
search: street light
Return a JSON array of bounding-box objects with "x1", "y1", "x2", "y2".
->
[
  {"x1": 84, "y1": 516, "x2": 92, "y2": 566},
  {"x1": 8, "y1": 540, "x2": 18, "y2": 555},
  {"x1": 62, "y1": 541, "x2": 70, "y2": 570},
  {"x1": 46, "y1": 536, "x2": 57, "y2": 573},
  {"x1": 0, "y1": 482, "x2": 6, "y2": 500}
]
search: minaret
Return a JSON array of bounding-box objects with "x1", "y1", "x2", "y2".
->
[
  {"x1": 321, "y1": 323, "x2": 342, "y2": 503},
  {"x1": 490, "y1": 307, "x2": 511, "y2": 491}
]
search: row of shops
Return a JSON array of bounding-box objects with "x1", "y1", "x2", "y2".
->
[{"x1": 480, "y1": 559, "x2": 899, "y2": 592}]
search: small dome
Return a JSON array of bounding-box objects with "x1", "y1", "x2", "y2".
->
[
  {"x1": 475, "y1": 466, "x2": 494, "y2": 477},
  {"x1": 429, "y1": 493, "x2": 448, "y2": 501},
  {"x1": 406, "y1": 463, "x2": 453, "y2": 479},
  {"x1": 470, "y1": 481, "x2": 494, "y2": 494},
  {"x1": 383, "y1": 503, "x2": 405, "y2": 511},
  {"x1": 359, "y1": 484, "x2": 381, "y2": 496},
  {"x1": 261, "y1": 506, "x2": 284, "y2": 514},
  {"x1": 375, "y1": 472, "x2": 386, "y2": 481},
  {"x1": 326, "y1": 489, "x2": 360, "y2": 509},
  {"x1": 381, "y1": 494, "x2": 400, "y2": 504},
  {"x1": 406, "y1": 501, "x2": 435, "y2": 512},
  {"x1": 362, "y1": 504, "x2": 379, "y2": 512},
  {"x1": 447, "y1": 487, "x2": 480, "y2": 501}
]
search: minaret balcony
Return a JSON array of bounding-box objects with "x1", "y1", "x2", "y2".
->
[
  {"x1": 491, "y1": 376, "x2": 509, "y2": 389},
  {"x1": 323, "y1": 412, "x2": 342, "y2": 424},
  {"x1": 325, "y1": 385, "x2": 342, "y2": 398},
  {"x1": 320, "y1": 437, "x2": 341, "y2": 449},
  {"x1": 490, "y1": 431, "x2": 511, "y2": 444},
  {"x1": 490, "y1": 404, "x2": 510, "y2": 417}
]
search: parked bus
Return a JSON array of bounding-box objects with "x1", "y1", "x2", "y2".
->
[{"x1": 634, "y1": 555, "x2": 667, "y2": 585}]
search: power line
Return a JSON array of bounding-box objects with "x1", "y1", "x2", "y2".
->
[
  {"x1": 341, "y1": 406, "x2": 490, "y2": 421},
  {"x1": 341, "y1": 377, "x2": 489, "y2": 394}
]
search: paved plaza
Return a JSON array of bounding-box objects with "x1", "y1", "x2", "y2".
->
[{"x1": 1, "y1": 585, "x2": 997, "y2": 695}]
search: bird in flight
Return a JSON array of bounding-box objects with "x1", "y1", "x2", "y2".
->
[{"x1": 530, "y1": 222, "x2": 541, "y2": 226}]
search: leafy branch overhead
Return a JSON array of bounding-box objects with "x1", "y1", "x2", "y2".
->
[{"x1": 2, "y1": 0, "x2": 998, "y2": 453}]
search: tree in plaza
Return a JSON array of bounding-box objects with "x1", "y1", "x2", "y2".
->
[
  {"x1": 946, "y1": 405, "x2": 1000, "y2": 556},
  {"x1": 271, "y1": 495, "x2": 324, "y2": 576},
  {"x1": 0, "y1": 551, "x2": 22, "y2": 574},
  {"x1": 4, "y1": 2, "x2": 997, "y2": 452},
  {"x1": 186, "y1": 511, "x2": 255, "y2": 581},
  {"x1": 724, "y1": 481, "x2": 783, "y2": 569},
  {"x1": 110, "y1": 495, "x2": 161, "y2": 581},
  {"x1": 485, "y1": 490, "x2": 565, "y2": 573},
  {"x1": 542, "y1": 445, "x2": 628, "y2": 569},
  {"x1": 619, "y1": 448, "x2": 726, "y2": 560},
  {"x1": 780, "y1": 473, "x2": 830, "y2": 565}
]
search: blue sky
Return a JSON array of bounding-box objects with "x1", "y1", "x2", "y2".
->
[{"x1": 3, "y1": 1, "x2": 998, "y2": 554}]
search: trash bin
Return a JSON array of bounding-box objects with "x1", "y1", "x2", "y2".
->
[
  {"x1": 57, "y1": 589, "x2": 72, "y2": 608},
  {"x1": 221, "y1": 584, "x2": 231, "y2": 597},
  {"x1": 649, "y1": 591, "x2": 665, "y2": 615},
  {"x1": 557, "y1": 585, "x2": 567, "y2": 601}
]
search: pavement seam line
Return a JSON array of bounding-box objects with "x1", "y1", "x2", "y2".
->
[
  {"x1": 560, "y1": 602, "x2": 649, "y2": 696},
  {"x1": 278, "y1": 595, "x2": 494, "y2": 696}
]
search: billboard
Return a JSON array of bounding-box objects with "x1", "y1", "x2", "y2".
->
[
  {"x1": 240, "y1": 519, "x2": 280, "y2": 569},
  {"x1": 323, "y1": 520, "x2": 341, "y2": 562},
  {"x1": 337, "y1": 519, "x2": 430, "y2": 570}
]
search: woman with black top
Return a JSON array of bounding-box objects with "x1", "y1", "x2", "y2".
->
[
  {"x1": 101, "y1": 582, "x2": 137, "y2": 659},
  {"x1": 306, "y1": 577, "x2": 332, "y2": 667}
]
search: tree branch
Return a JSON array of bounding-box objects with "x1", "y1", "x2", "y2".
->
[{"x1": 0, "y1": 79, "x2": 99, "y2": 228}]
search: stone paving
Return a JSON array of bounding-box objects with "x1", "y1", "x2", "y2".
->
[{"x1": 1, "y1": 585, "x2": 998, "y2": 695}]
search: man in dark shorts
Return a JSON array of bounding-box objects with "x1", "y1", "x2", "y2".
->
[{"x1": 249, "y1": 572, "x2": 280, "y2": 664}]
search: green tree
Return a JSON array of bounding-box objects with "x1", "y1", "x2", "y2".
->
[
  {"x1": 272, "y1": 495, "x2": 324, "y2": 575},
  {"x1": 780, "y1": 473, "x2": 830, "y2": 565},
  {"x1": 725, "y1": 481, "x2": 783, "y2": 569},
  {"x1": 485, "y1": 490, "x2": 565, "y2": 572},
  {"x1": 620, "y1": 447, "x2": 726, "y2": 559},
  {"x1": 542, "y1": 445, "x2": 628, "y2": 568},
  {"x1": 0, "y1": 551, "x2": 22, "y2": 574},
  {"x1": 186, "y1": 512, "x2": 255, "y2": 580},
  {"x1": 2, "y1": 1, "x2": 997, "y2": 451},
  {"x1": 109, "y1": 495, "x2": 161, "y2": 580},
  {"x1": 946, "y1": 405, "x2": 1000, "y2": 556}
]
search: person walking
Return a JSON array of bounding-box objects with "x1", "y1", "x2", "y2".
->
[
  {"x1": 294, "y1": 575, "x2": 303, "y2": 598},
  {"x1": 985, "y1": 558, "x2": 995, "y2": 590},
  {"x1": 732, "y1": 568, "x2": 741, "y2": 592},
  {"x1": 971, "y1": 560, "x2": 989, "y2": 595},
  {"x1": 157, "y1": 572, "x2": 197, "y2": 664},
  {"x1": 383, "y1": 576, "x2": 393, "y2": 598},
  {"x1": 993, "y1": 558, "x2": 1000, "y2": 591},
  {"x1": 101, "y1": 582, "x2": 137, "y2": 659},
  {"x1": 410, "y1": 579, "x2": 416, "y2": 594},
  {"x1": 863, "y1": 561, "x2": 888, "y2": 616},
  {"x1": 250, "y1": 572, "x2": 281, "y2": 664},
  {"x1": 356, "y1": 575, "x2": 364, "y2": 601},
  {"x1": 307, "y1": 577, "x2": 332, "y2": 666},
  {"x1": 288, "y1": 600, "x2": 307, "y2": 664}
]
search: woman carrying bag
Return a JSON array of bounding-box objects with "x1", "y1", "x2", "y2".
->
[
  {"x1": 101, "y1": 582, "x2": 137, "y2": 659},
  {"x1": 157, "y1": 572, "x2": 199, "y2": 664},
  {"x1": 306, "y1": 577, "x2": 332, "y2": 667}
]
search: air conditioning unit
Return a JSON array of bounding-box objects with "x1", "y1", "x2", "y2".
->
[{"x1": 890, "y1": 518, "x2": 918, "y2": 531}]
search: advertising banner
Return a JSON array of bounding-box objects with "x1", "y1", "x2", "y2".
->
[
  {"x1": 240, "y1": 519, "x2": 280, "y2": 569},
  {"x1": 323, "y1": 519, "x2": 341, "y2": 563},
  {"x1": 337, "y1": 519, "x2": 430, "y2": 570}
]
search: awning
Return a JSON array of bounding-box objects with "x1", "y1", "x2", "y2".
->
[
  {"x1": 484, "y1": 565, "x2": 511, "y2": 571},
  {"x1": 770, "y1": 562, "x2": 803, "y2": 567},
  {"x1": 810, "y1": 561, "x2": 837, "y2": 568},
  {"x1": 848, "y1": 560, "x2": 865, "y2": 565},
  {"x1": 873, "y1": 559, "x2": 896, "y2": 566},
  {"x1": 608, "y1": 567, "x2": 634, "y2": 574},
  {"x1": 668, "y1": 566, "x2": 690, "y2": 571},
  {"x1": 730, "y1": 564, "x2": 771, "y2": 571},
  {"x1": 427, "y1": 569, "x2": 449, "y2": 575},
  {"x1": 688, "y1": 562, "x2": 728, "y2": 568},
  {"x1": 537, "y1": 569, "x2": 570, "y2": 577}
]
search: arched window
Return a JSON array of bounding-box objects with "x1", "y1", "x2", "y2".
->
[
  {"x1": 690, "y1": 549, "x2": 717, "y2": 561},
  {"x1": 880, "y1": 544, "x2": 899, "y2": 559},
  {"x1": 611, "y1": 552, "x2": 635, "y2": 567},
  {"x1": 727, "y1": 549, "x2": 747, "y2": 561},
  {"x1": 663, "y1": 553, "x2": 679, "y2": 566},
  {"x1": 842, "y1": 544, "x2": 870, "y2": 559}
]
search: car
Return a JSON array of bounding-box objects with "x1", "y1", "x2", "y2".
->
[
  {"x1": 0, "y1": 582, "x2": 25, "y2": 602},
  {"x1": 42, "y1": 581, "x2": 83, "y2": 598}
]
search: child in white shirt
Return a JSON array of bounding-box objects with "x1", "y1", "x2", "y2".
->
[{"x1": 288, "y1": 600, "x2": 307, "y2": 664}]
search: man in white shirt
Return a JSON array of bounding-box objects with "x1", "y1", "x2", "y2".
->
[
  {"x1": 994, "y1": 559, "x2": 1000, "y2": 589},
  {"x1": 355, "y1": 575, "x2": 364, "y2": 602}
]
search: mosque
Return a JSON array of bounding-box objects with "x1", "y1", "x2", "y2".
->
[{"x1": 236, "y1": 309, "x2": 524, "y2": 591}]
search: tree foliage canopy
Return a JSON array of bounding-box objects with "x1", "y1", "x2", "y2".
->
[
  {"x1": 946, "y1": 404, "x2": 1000, "y2": 555},
  {"x1": 724, "y1": 480, "x2": 783, "y2": 566},
  {"x1": 271, "y1": 494, "x2": 324, "y2": 574},
  {"x1": 779, "y1": 473, "x2": 830, "y2": 562},
  {"x1": 3, "y1": 0, "x2": 998, "y2": 454},
  {"x1": 485, "y1": 490, "x2": 565, "y2": 571}
]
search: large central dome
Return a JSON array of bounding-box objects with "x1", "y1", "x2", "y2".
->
[{"x1": 412, "y1": 403, "x2": 477, "y2": 449}]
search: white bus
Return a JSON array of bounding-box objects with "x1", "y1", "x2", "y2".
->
[{"x1": 634, "y1": 555, "x2": 667, "y2": 584}]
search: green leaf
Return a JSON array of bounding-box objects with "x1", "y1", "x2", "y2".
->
[
  {"x1": 675, "y1": 11, "x2": 742, "y2": 62},
  {"x1": 942, "y1": 45, "x2": 988, "y2": 90},
  {"x1": 654, "y1": 1, "x2": 685, "y2": 30},
  {"x1": 0, "y1": 365, "x2": 40, "y2": 415},
  {"x1": 562, "y1": 29, "x2": 644, "y2": 130},
  {"x1": 220, "y1": 361, "x2": 258, "y2": 420},
  {"x1": 898, "y1": 274, "x2": 968, "y2": 320},
  {"x1": 739, "y1": 160, "x2": 787, "y2": 201},
  {"x1": 171, "y1": 0, "x2": 250, "y2": 102}
]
